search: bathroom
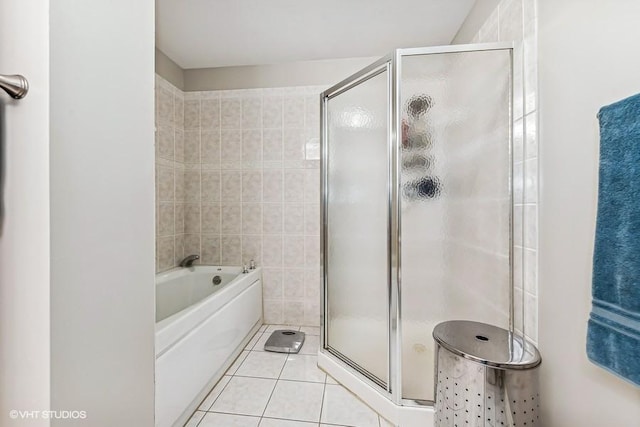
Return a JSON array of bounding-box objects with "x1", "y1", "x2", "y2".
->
[{"x1": 1, "y1": 0, "x2": 640, "y2": 426}]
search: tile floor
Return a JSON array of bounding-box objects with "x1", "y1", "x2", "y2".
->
[{"x1": 185, "y1": 325, "x2": 395, "y2": 427}]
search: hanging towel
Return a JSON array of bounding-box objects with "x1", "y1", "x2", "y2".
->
[{"x1": 587, "y1": 93, "x2": 640, "y2": 387}]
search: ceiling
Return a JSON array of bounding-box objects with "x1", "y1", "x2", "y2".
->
[{"x1": 156, "y1": 0, "x2": 476, "y2": 69}]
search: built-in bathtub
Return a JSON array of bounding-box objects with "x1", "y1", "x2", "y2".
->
[{"x1": 155, "y1": 266, "x2": 262, "y2": 427}]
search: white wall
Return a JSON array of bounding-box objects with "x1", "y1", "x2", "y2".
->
[
  {"x1": 0, "y1": 1, "x2": 51, "y2": 426},
  {"x1": 538, "y1": 0, "x2": 640, "y2": 425},
  {"x1": 49, "y1": 1, "x2": 156, "y2": 425}
]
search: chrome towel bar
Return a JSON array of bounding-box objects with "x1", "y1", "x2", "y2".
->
[{"x1": 0, "y1": 74, "x2": 29, "y2": 99}]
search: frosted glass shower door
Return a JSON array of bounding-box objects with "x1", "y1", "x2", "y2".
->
[
  {"x1": 399, "y1": 48, "x2": 512, "y2": 402},
  {"x1": 323, "y1": 65, "x2": 390, "y2": 387}
]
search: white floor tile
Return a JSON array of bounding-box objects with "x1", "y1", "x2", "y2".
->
[
  {"x1": 379, "y1": 416, "x2": 396, "y2": 427},
  {"x1": 280, "y1": 354, "x2": 326, "y2": 383},
  {"x1": 236, "y1": 351, "x2": 288, "y2": 379},
  {"x1": 227, "y1": 350, "x2": 250, "y2": 375},
  {"x1": 199, "y1": 412, "x2": 260, "y2": 427},
  {"x1": 252, "y1": 333, "x2": 270, "y2": 352},
  {"x1": 263, "y1": 380, "x2": 324, "y2": 423},
  {"x1": 245, "y1": 331, "x2": 264, "y2": 350},
  {"x1": 320, "y1": 384, "x2": 379, "y2": 427},
  {"x1": 185, "y1": 410, "x2": 206, "y2": 427},
  {"x1": 299, "y1": 326, "x2": 320, "y2": 336},
  {"x1": 325, "y1": 375, "x2": 339, "y2": 385},
  {"x1": 210, "y1": 376, "x2": 276, "y2": 416},
  {"x1": 259, "y1": 418, "x2": 317, "y2": 427},
  {"x1": 198, "y1": 375, "x2": 231, "y2": 410},
  {"x1": 266, "y1": 325, "x2": 301, "y2": 333},
  {"x1": 298, "y1": 335, "x2": 319, "y2": 355}
]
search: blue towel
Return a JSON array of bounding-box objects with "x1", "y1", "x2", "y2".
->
[{"x1": 587, "y1": 93, "x2": 640, "y2": 387}]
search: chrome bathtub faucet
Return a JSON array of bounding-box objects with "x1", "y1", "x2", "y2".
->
[
  {"x1": 179, "y1": 254, "x2": 199, "y2": 267},
  {"x1": 249, "y1": 259, "x2": 256, "y2": 270}
]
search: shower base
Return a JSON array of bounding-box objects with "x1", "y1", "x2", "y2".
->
[{"x1": 318, "y1": 350, "x2": 435, "y2": 427}]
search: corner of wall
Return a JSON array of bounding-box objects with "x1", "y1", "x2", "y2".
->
[
  {"x1": 156, "y1": 48, "x2": 186, "y2": 91},
  {"x1": 464, "y1": 0, "x2": 540, "y2": 345},
  {"x1": 452, "y1": 0, "x2": 501, "y2": 44}
]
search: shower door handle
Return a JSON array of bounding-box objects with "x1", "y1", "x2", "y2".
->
[{"x1": 0, "y1": 74, "x2": 29, "y2": 99}]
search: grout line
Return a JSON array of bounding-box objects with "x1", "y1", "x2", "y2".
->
[
  {"x1": 258, "y1": 415, "x2": 324, "y2": 425},
  {"x1": 197, "y1": 326, "x2": 262, "y2": 414},
  {"x1": 217, "y1": 98, "x2": 222, "y2": 263},
  {"x1": 199, "y1": 97, "x2": 203, "y2": 263},
  {"x1": 318, "y1": 378, "x2": 327, "y2": 426},
  {"x1": 201, "y1": 410, "x2": 261, "y2": 419},
  {"x1": 259, "y1": 336, "x2": 290, "y2": 420},
  {"x1": 198, "y1": 375, "x2": 233, "y2": 414},
  {"x1": 232, "y1": 374, "x2": 325, "y2": 385},
  {"x1": 193, "y1": 410, "x2": 205, "y2": 427},
  {"x1": 321, "y1": 423, "x2": 366, "y2": 427},
  {"x1": 245, "y1": 330, "x2": 263, "y2": 351}
]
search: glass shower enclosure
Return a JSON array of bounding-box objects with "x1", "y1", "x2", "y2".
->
[{"x1": 320, "y1": 43, "x2": 515, "y2": 405}]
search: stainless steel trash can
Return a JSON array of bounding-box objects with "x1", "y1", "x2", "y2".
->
[{"x1": 433, "y1": 320, "x2": 541, "y2": 427}]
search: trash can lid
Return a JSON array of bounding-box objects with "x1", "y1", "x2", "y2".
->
[{"x1": 432, "y1": 320, "x2": 541, "y2": 370}]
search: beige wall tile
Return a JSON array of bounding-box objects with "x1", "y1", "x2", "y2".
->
[
  {"x1": 201, "y1": 171, "x2": 221, "y2": 202},
  {"x1": 263, "y1": 129, "x2": 283, "y2": 161},
  {"x1": 221, "y1": 98, "x2": 241, "y2": 129},
  {"x1": 263, "y1": 204, "x2": 284, "y2": 234},
  {"x1": 201, "y1": 234, "x2": 221, "y2": 265},
  {"x1": 201, "y1": 204, "x2": 221, "y2": 234},
  {"x1": 201, "y1": 98, "x2": 220, "y2": 129},
  {"x1": 184, "y1": 99, "x2": 200, "y2": 129},
  {"x1": 284, "y1": 170, "x2": 305, "y2": 202},
  {"x1": 221, "y1": 235, "x2": 242, "y2": 265},
  {"x1": 242, "y1": 204, "x2": 263, "y2": 234},
  {"x1": 242, "y1": 235, "x2": 262, "y2": 265},
  {"x1": 262, "y1": 268, "x2": 283, "y2": 299},
  {"x1": 242, "y1": 97, "x2": 262, "y2": 129},
  {"x1": 156, "y1": 79, "x2": 324, "y2": 323},
  {"x1": 263, "y1": 96, "x2": 283, "y2": 129},
  {"x1": 242, "y1": 129, "x2": 262, "y2": 162},
  {"x1": 242, "y1": 171, "x2": 262, "y2": 202},
  {"x1": 221, "y1": 204, "x2": 242, "y2": 234}
]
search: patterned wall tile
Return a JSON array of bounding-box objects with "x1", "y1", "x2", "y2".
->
[{"x1": 155, "y1": 78, "x2": 326, "y2": 324}]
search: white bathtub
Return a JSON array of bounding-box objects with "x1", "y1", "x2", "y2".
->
[{"x1": 155, "y1": 266, "x2": 262, "y2": 427}]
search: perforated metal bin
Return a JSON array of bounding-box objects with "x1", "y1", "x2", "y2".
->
[{"x1": 433, "y1": 321, "x2": 542, "y2": 427}]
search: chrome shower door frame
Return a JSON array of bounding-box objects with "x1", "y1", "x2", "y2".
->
[
  {"x1": 320, "y1": 56, "x2": 394, "y2": 392},
  {"x1": 320, "y1": 42, "x2": 515, "y2": 409}
]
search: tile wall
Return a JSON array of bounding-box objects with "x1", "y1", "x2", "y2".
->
[
  {"x1": 156, "y1": 0, "x2": 539, "y2": 335},
  {"x1": 156, "y1": 77, "x2": 327, "y2": 326},
  {"x1": 468, "y1": 0, "x2": 539, "y2": 344},
  {"x1": 155, "y1": 76, "x2": 186, "y2": 272}
]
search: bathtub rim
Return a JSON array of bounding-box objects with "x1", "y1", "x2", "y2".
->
[{"x1": 156, "y1": 265, "x2": 242, "y2": 286}]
